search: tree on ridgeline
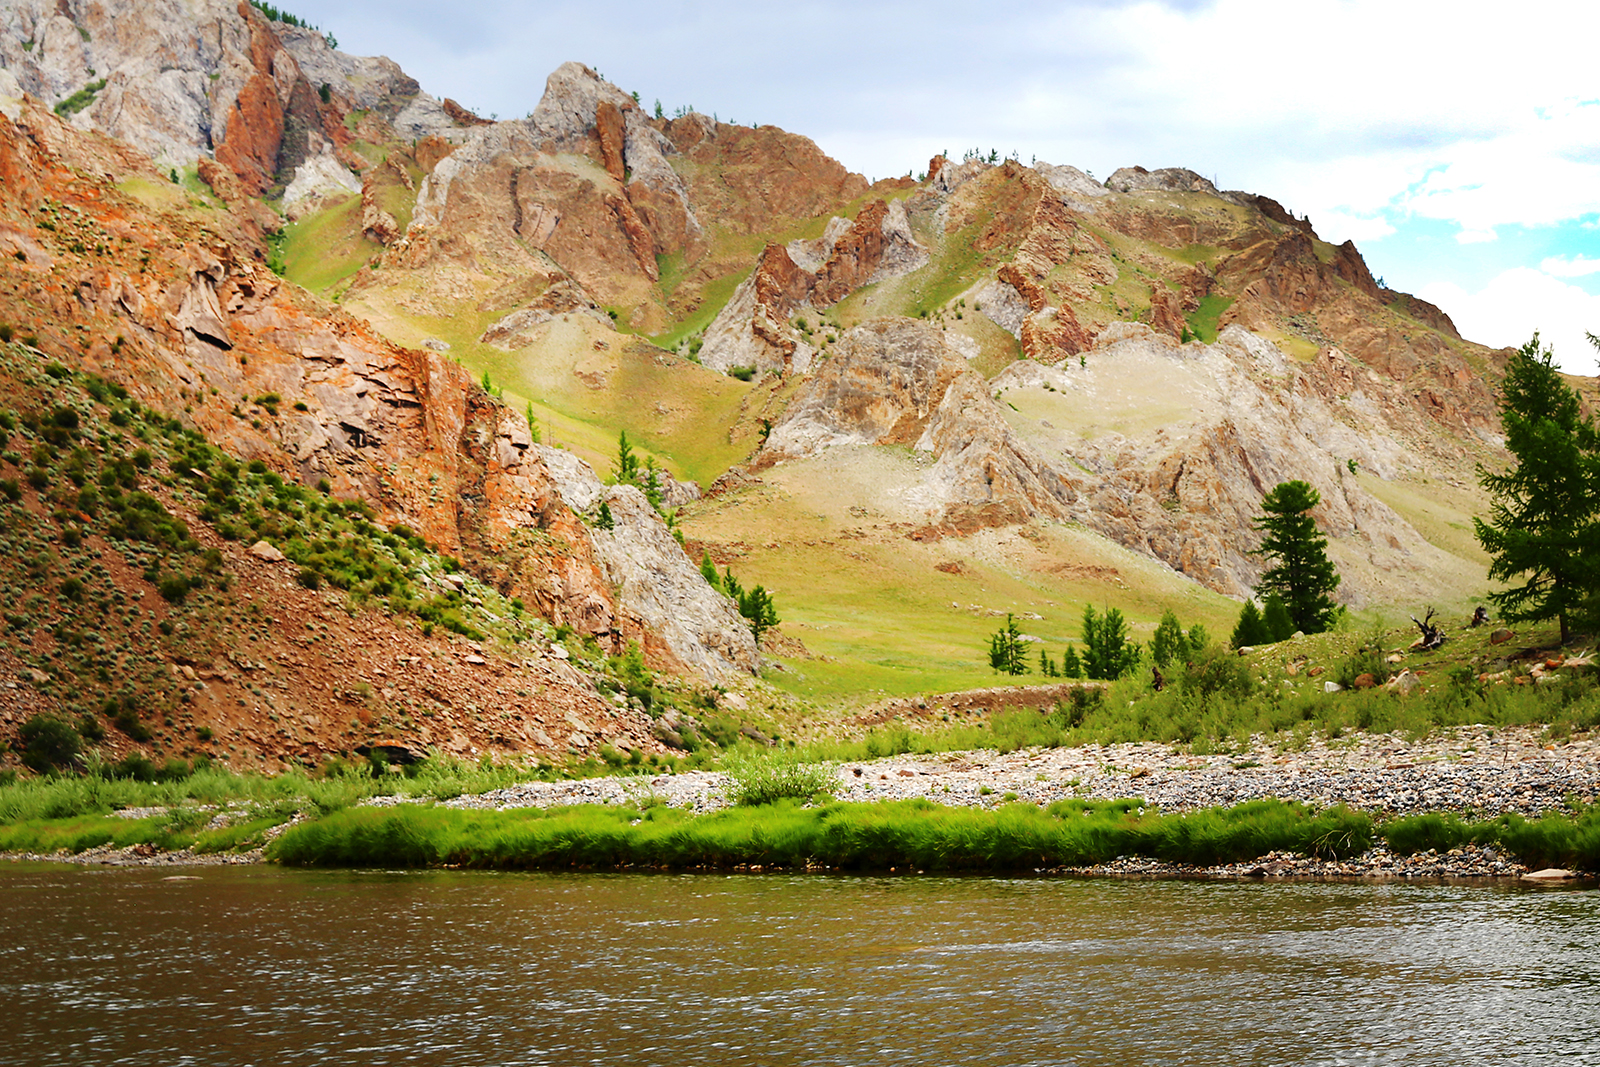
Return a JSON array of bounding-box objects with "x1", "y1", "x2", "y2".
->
[
  {"x1": 1474, "y1": 332, "x2": 1600, "y2": 644},
  {"x1": 1253, "y1": 480, "x2": 1341, "y2": 635}
]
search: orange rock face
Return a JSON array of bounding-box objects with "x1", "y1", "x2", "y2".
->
[
  {"x1": 213, "y1": 3, "x2": 287, "y2": 195},
  {"x1": 812, "y1": 200, "x2": 890, "y2": 305},
  {"x1": 0, "y1": 93, "x2": 628, "y2": 650},
  {"x1": 595, "y1": 100, "x2": 626, "y2": 181}
]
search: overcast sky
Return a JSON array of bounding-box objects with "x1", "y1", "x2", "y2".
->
[{"x1": 305, "y1": 0, "x2": 1600, "y2": 370}]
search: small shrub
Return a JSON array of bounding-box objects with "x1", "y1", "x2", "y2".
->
[
  {"x1": 155, "y1": 572, "x2": 193, "y2": 602},
  {"x1": 721, "y1": 748, "x2": 837, "y2": 806},
  {"x1": 18, "y1": 715, "x2": 82, "y2": 772},
  {"x1": 76, "y1": 712, "x2": 106, "y2": 743},
  {"x1": 728, "y1": 365, "x2": 756, "y2": 382}
]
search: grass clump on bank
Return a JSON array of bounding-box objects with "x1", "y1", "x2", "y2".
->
[
  {"x1": 721, "y1": 747, "x2": 836, "y2": 805},
  {"x1": 1382, "y1": 804, "x2": 1600, "y2": 869},
  {"x1": 266, "y1": 796, "x2": 1379, "y2": 871},
  {"x1": 0, "y1": 751, "x2": 569, "y2": 833}
]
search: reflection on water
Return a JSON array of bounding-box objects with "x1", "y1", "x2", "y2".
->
[{"x1": 0, "y1": 865, "x2": 1595, "y2": 1066}]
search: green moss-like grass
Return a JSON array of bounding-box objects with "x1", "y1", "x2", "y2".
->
[
  {"x1": 1185, "y1": 294, "x2": 1234, "y2": 344},
  {"x1": 268, "y1": 796, "x2": 1384, "y2": 870},
  {"x1": 282, "y1": 193, "x2": 380, "y2": 294}
]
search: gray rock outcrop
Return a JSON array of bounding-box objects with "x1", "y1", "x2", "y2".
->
[
  {"x1": 0, "y1": 0, "x2": 424, "y2": 185},
  {"x1": 764, "y1": 318, "x2": 966, "y2": 457},
  {"x1": 1106, "y1": 166, "x2": 1226, "y2": 196},
  {"x1": 536, "y1": 447, "x2": 757, "y2": 681}
]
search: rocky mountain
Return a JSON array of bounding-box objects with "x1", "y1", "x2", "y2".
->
[{"x1": 0, "y1": 1, "x2": 1524, "y2": 766}]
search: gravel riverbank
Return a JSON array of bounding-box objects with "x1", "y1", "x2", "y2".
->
[
  {"x1": 9, "y1": 726, "x2": 1597, "y2": 878},
  {"x1": 443, "y1": 724, "x2": 1599, "y2": 820}
]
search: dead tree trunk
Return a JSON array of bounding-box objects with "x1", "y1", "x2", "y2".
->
[{"x1": 1411, "y1": 608, "x2": 1446, "y2": 651}]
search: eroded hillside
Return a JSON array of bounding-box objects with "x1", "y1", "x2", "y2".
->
[{"x1": 0, "y1": 1, "x2": 1530, "y2": 739}]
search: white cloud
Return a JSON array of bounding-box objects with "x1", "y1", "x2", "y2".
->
[
  {"x1": 1419, "y1": 268, "x2": 1600, "y2": 372},
  {"x1": 1455, "y1": 228, "x2": 1499, "y2": 245},
  {"x1": 1541, "y1": 255, "x2": 1600, "y2": 279},
  {"x1": 1314, "y1": 211, "x2": 1396, "y2": 245}
]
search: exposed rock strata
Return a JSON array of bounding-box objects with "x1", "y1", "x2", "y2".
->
[
  {"x1": 698, "y1": 200, "x2": 928, "y2": 375},
  {"x1": 0, "y1": 93, "x2": 743, "y2": 676}
]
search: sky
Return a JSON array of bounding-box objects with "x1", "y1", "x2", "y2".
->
[{"x1": 304, "y1": 0, "x2": 1600, "y2": 370}]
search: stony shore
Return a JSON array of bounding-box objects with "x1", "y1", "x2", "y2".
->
[{"x1": 9, "y1": 726, "x2": 1597, "y2": 879}]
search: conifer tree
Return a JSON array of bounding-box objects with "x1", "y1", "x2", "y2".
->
[
  {"x1": 1475, "y1": 333, "x2": 1600, "y2": 644},
  {"x1": 739, "y1": 585, "x2": 780, "y2": 646},
  {"x1": 1232, "y1": 600, "x2": 1271, "y2": 648},
  {"x1": 1081, "y1": 604, "x2": 1140, "y2": 680},
  {"x1": 1150, "y1": 608, "x2": 1187, "y2": 668},
  {"x1": 1261, "y1": 593, "x2": 1295, "y2": 642},
  {"x1": 1254, "y1": 480, "x2": 1341, "y2": 634},
  {"x1": 1061, "y1": 643, "x2": 1083, "y2": 679},
  {"x1": 699, "y1": 551, "x2": 721, "y2": 591},
  {"x1": 987, "y1": 614, "x2": 1030, "y2": 675}
]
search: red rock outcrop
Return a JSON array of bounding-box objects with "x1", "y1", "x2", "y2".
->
[
  {"x1": 1020, "y1": 306, "x2": 1093, "y2": 361},
  {"x1": 214, "y1": 3, "x2": 289, "y2": 195},
  {"x1": 0, "y1": 89, "x2": 747, "y2": 674},
  {"x1": 442, "y1": 98, "x2": 493, "y2": 126},
  {"x1": 595, "y1": 100, "x2": 626, "y2": 181},
  {"x1": 414, "y1": 135, "x2": 455, "y2": 176}
]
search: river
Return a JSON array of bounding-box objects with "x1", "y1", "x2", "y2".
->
[{"x1": 1, "y1": 864, "x2": 1594, "y2": 1065}]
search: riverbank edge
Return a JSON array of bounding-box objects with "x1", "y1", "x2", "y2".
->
[
  {"x1": 4, "y1": 725, "x2": 1597, "y2": 880},
  {"x1": 3, "y1": 840, "x2": 1593, "y2": 885}
]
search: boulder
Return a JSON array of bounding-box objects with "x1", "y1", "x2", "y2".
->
[
  {"x1": 1387, "y1": 669, "x2": 1420, "y2": 694},
  {"x1": 248, "y1": 540, "x2": 286, "y2": 563}
]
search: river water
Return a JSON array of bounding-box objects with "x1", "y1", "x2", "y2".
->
[{"x1": 0, "y1": 864, "x2": 1594, "y2": 1066}]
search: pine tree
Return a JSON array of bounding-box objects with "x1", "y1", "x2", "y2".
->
[
  {"x1": 1061, "y1": 643, "x2": 1083, "y2": 679},
  {"x1": 613, "y1": 430, "x2": 639, "y2": 484},
  {"x1": 1261, "y1": 592, "x2": 1295, "y2": 642},
  {"x1": 1254, "y1": 480, "x2": 1341, "y2": 634},
  {"x1": 1232, "y1": 600, "x2": 1271, "y2": 648},
  {"x1": 1474, "y1": 334, "x2": 1600, "y2": 645},
  {"x1": 1081, "y1": 604, "x2": 1140, "y2": 680},
  {"x1": 1150, "y1": 608, "x2": 1186, "y2": 668},
  {"x1": 987, "y1": 614, "x2": 1030, "y2": 675},
  {"x1": 699, "y1": 551, "x2": 721, "y2": 591},
  {"x1": 739, "y1": 585, "x2": 780, "y2": 646}
]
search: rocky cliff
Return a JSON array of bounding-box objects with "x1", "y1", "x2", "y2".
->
[{"x1": 0, "y1": 83, "x2": 755, "y2": 769}]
